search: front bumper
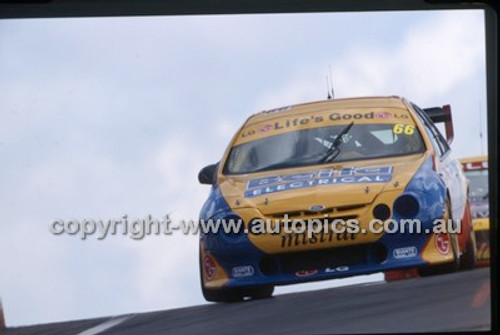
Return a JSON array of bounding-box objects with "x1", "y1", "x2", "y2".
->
[{"x1": 201, "y1": 229, "x2": 454, "y2": 289}]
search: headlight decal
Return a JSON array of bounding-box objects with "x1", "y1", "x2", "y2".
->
[{"x1": 199, "y1": 186, "x2": 231, "y2": 221}]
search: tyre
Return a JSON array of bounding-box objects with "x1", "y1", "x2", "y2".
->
[
  {"x1": 459, "y1": 228, "x2": 477, "y2": 270},
  {"x1": 202, "y1": 286, "x2": 245, "y2": 302},
  {"x1": 246, "y1": 285, "x2": 274, "y2": 300},
  {"x1": 459, "y1": 202, "x2": 477, "y2": 270}
]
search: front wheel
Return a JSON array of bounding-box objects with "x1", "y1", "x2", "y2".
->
[
  {"x1": 246, "y1": 285, "x2": 274, "y2": 300},
  {"x1": 201, "y1": 285, "x2": 274, "y2": 302},
  {"x1": 459, "y1": 202, "x2": 477, "y2": 270},
  {"x1": 202, "y1": 286, "x2": 245, "y2": 302}
]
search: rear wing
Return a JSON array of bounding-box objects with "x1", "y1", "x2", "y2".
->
[{"x1": 423, "y1": 104, "x2": 454, "y2": 144}]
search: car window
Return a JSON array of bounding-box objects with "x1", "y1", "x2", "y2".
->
[
  {"x1": 224, "y1": 123, "x2": 426, "y2": 174},
  {"x1": 423, "y1": 122, "x2": 444, "y2": 156},
  {"x1": 371, "y1": 129, "x2": 399, "y2": 144},
  {"x1": 412, "y1": 104, "x2": 450, "y2": 157}
]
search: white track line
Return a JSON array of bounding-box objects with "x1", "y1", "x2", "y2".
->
[{"x1": 77, "y1": 314, "x2": 134, "y2": 335}]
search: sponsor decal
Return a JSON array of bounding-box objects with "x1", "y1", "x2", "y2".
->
[
  {"x1": 393, "y1": 246, "x2": 418, "y2": 259},
  {"x1": 329, "y1": 111, "x2": 375, "y2": 121},
  {"x1": 240, "y1": 111, "x2": 409, "y2": 138},
  {"x1": 376, "y1": 111, "x2": 392, "y2": 119},
  {"x1": 435, "y1": 233, "x2": 450, "y2": 255},
  {"x1": 245, "y1": 166, "x2": 393, "y2": 198},
  {"x1": 375, "y1": 111, "x2": 409, "y2": 119},
  {"x1": 281, "y1": 230, "x2": 357, "y2": 248},
  {"x1": 393, "y1": 124, "x2": 415, "y2": 135},
  {"x1": 241, "y1": 129, "x2": 257, "y2": 138},
  {"x1": 325, "y1": 266, "x2": 349, "y2": 273},
  {"x1": 203, "y1": 255, "x2": 217, "y2": 281},
  {"x1": 259, "y1": 124, "x2": 274, "y2": 133},
  {"x1": 309, "y1": 205, "x2": 325, "y2": 212},
  {"x1": 295, "y1": 269, "x2": 318, "y2": 277},
  {"x1": 231, "y1": 265, "x2": 255, "y2": 278}
]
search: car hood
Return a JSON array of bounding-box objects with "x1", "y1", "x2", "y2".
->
[{"x1": 218, "y1": 152, "x2": 428, "y2": 215}]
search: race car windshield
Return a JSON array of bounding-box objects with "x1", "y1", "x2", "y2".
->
[
  {"x1": 224, "y1": 123, "x2": 426, "y2": 174},
  {"x1": 464, "y1": 169, "x2": 489, "y2": 202}
]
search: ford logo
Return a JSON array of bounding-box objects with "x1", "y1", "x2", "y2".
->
[{"x1": 309, "y1": 205, "x2": 325, "y2": 212}]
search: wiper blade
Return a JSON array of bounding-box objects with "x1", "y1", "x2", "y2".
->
[
  {"x1": 319, "y1": 121, "x2": 354, "y2": 164},
  {"x1": 251, "y1": 153, "x2": 322, "y2": 173}
]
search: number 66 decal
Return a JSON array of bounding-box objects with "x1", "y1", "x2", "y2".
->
[{"x1": 393, "y1": 124, "x2": 415, "y2": 135}]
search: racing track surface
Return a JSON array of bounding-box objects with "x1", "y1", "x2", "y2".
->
[{"x1": 1, "y1": 268, "x2": 491, "y2": 335}]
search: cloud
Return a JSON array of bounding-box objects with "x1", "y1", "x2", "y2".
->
[
  {"x1": 254, "y1": 10, "x2": 486, "y2": 159},
  {"x1": 258, "y1": 11, "x2": 484, "y2": 106}
]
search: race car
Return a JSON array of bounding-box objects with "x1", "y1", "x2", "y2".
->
[
  {"x1": 460, "y1": 156, "x2": 490, "y2": 266},
  {"x1": 198, "y1": 96, "x2": 476, "y2": 301}
]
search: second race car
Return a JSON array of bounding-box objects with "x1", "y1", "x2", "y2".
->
[{"x1": 460, "y1": 155, "x2": 490, "y2": 266}]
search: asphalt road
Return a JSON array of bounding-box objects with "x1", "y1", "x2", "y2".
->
[{"x1": 1, "y1": 268, "x2": 491, "y2": 335}]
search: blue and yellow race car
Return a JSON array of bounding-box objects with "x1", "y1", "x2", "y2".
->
[{"x1": 198, "y1": 96, "x2": 476, "y2": 301}]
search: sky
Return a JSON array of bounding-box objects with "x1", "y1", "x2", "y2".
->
[{"x1": 0, "y1": 10, "x2": 487, "y2": 326}]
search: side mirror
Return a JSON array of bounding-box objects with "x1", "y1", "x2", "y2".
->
[{"x1": 198, "y1": 163, "x2": 218, "y2": 185}]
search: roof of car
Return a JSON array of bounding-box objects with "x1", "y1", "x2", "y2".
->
[{"x1": 245, "y1": 96, "x2": 409, "y2": 126}]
